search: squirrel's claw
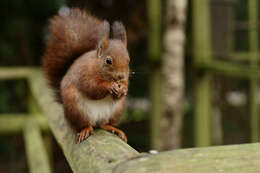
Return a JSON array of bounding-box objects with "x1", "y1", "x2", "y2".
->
[
  {"x1": 99, "y1": 124, "x2": 127, "y2": 142},
  {"x1": 76, "y1": 126, "x2": 94, "y2": 143}
]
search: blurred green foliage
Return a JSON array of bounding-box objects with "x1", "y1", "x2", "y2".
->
[{"x1": 0, "y1": 0, "x2": 60, "y2": 66}]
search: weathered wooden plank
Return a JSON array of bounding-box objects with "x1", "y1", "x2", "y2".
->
[
  {"x1": 28, "y1": 70, "x2": 139, "y2": 173},
  {"x1": 0, "y1": 114, "x2": 48, "y2": 134},
  {"x1": 114, "y1": 143, "x2": 260, "y2": 173},
  {"x1": 23, "y1": 120, "x2": 52, "y2": 173}
]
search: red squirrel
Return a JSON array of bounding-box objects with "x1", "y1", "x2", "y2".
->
[{"x1": 43, "y1": 8, "x2": 130, "y2": 143}]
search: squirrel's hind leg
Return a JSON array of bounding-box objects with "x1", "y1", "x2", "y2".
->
[
  {"x1": 61, "y1": 85, "x2": 94, "y2": 143},
  {"x1": 99, "y1": 124, "x2": 127, "y2": 142}
]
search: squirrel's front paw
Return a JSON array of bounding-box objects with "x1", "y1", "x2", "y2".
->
[{"x1": 109, "y1": 83, "x2": 127, "y2": 98}]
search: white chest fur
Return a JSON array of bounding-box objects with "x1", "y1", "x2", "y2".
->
[{"x1": 76, "y1": 93, "x2": 121, "y2": 126}]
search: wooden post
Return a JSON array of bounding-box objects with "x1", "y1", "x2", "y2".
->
[
  {"x1": 192, "y1": 0, "x2": 212, "y2": 147},
  {"x1": 248, "y1": 0, "x2": 259, "y2": 143},
  {"x1": 28, "y1": 91, "x2": 42, "y2": 114},
  {"x1": 149, "y1": 70, "x2": 161, "y2": 149},
  {"x1": 23, "y1": 120, "x2": 52, "y2": 173},
  {"x1": 147, "y1": 0, "x2": 162, "y2": 149},
  {"x1": 27, "y1": 72, "x2": 53, "y2": 170}
]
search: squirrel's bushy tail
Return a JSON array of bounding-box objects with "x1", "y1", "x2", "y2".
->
[{"x1": 43, "y1": 8, "x2": 102, "y2": 102}]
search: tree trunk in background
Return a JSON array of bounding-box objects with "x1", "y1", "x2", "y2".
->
[{"x1": 160, "y1": 0, "x2": 187, "y2": 150}]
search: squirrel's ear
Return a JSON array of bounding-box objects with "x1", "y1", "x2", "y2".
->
[
  {"x1": 97, "y1": 21, "x2": 110, "y2": 57},
  {"x1": 112, "y1": 21, "x2": 127, "y2": 47}
]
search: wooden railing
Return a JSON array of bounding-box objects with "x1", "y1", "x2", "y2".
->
[
  {"x1": 0, "y1": 67, "x2": 51, "y2": 173},
  {"x1": 1, "y1": 67, "x2": 260, "y2": 173}
]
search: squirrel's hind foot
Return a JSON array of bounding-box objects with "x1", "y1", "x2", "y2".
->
[
  {"x1": 99, "y1": 124, "x2": 127, "y2": 142},
  {"x1": 76, "y1": 126, "x2": 94, "y2": 143}
]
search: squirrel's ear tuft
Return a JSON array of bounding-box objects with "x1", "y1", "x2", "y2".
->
[
  {"x1": 97, "y1": 20, "x2": 110, "y2": 57},
  {"x1": 112, "y1": 21, "x2": 127, "y2": 47}
]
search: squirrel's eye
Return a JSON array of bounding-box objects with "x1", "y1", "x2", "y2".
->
[{"x1": 106, "y1": 57, "x2": 112, "y2": 65}]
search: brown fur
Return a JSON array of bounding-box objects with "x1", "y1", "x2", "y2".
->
[
  {"x1": 43, "y1": 8, "x2": 102, "y2": 102},
  {"x1": 43, "y1": 8, "x2": 130, "y2": 142},
  {"x1": 61, "y1": 85, "x2": 92, "y2": 131}
]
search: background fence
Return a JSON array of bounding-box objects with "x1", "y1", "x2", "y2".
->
[{"x1": 193, "y1": 0, "x2": 259, "y2": 147}]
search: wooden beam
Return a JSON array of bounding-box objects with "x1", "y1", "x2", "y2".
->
[
  {"x1": 196, "y1": 60, "x2": 260, "y2": 79},
  {"x1": 113, "y1": 143, "x2": 260, "y2": 173},
  {"x1": 23, "y1": 120, "x2": 51, "y2": 173},
  {"x1": 228, "y1": 52, "x2": 260, "y2": 61},
  {"x1": 27, "y1": 69, "x2": 260, "y2": 172},
  {"x1": 0, "y1": 114, "x2": 49, "y2": 134},
  {"x1": 0, "y1": 67, "x2": 37, "y2": 80},
  {"x1": 28, "y1": 70, "x2": 139, "y2": 173}
]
